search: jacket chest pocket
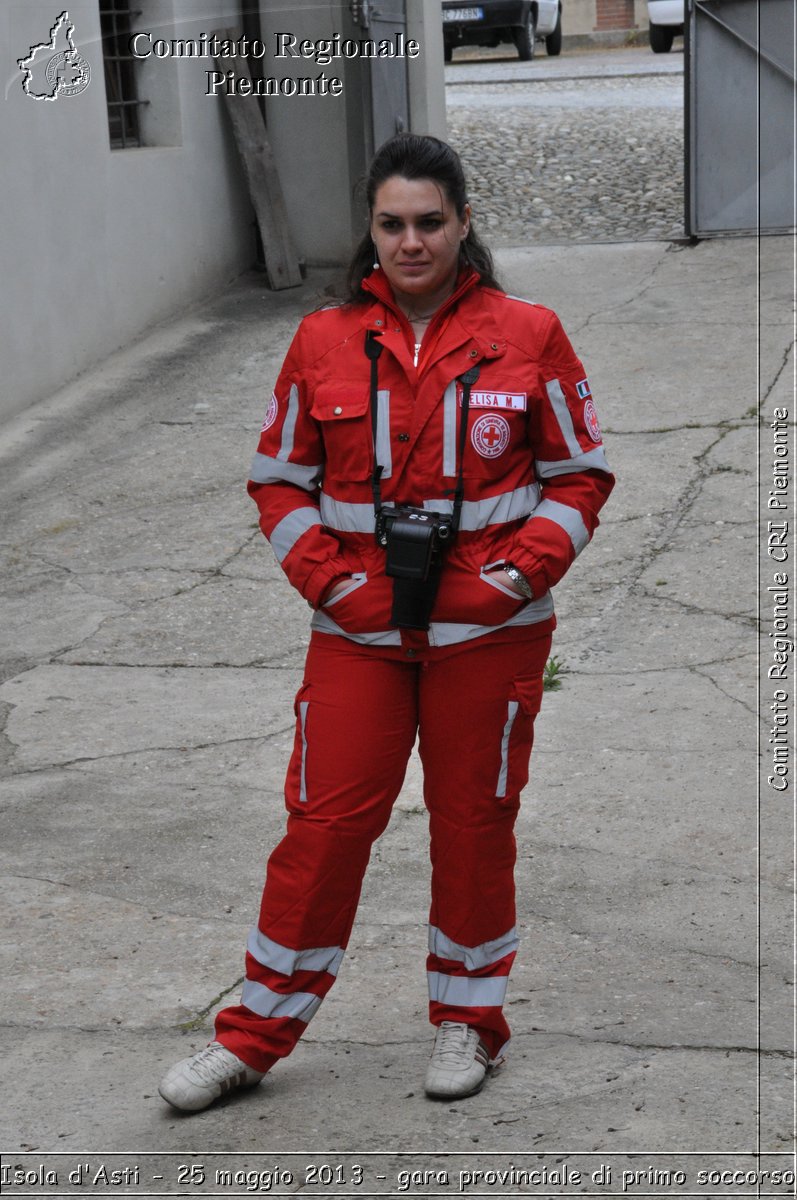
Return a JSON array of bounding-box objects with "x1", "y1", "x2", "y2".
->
[{"x1": 310, "y1": 385, "x2": 373, "y2": 482}]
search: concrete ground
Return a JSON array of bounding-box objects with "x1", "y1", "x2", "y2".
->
[{"x1": 0, "y1": 234, "x2": 793, "y2": 1187}]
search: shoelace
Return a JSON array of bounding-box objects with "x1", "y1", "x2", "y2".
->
[
  {"x1": 434, "y1": 1022, "x2": 475, "y2": 1063},
  {"x1": 188, "y1": 1044, "x2": 239, "y2": 1084}
]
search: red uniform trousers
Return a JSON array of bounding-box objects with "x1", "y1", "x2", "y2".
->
[{"x1": 214, "y1": 627, "x2": 551, "y2": 1075}]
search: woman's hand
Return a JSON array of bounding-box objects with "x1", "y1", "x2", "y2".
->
[
  {"x1": 491, "y1": 568, "x2": 529, "y2": 597},
  {"x1": 322, "y1": 576, "x2": 354, "y2": 604}
]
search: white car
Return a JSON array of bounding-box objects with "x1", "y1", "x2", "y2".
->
[
  {"x1": 646, "y1": 0, "x2": 684, "y2": 52},
  {"x1": 443, "y1": 0, "x2": 563, "y2": 62}
]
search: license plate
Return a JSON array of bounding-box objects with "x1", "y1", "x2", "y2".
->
[{"x1": 443, "y1": 7, "x2": 484, "y2": 21}]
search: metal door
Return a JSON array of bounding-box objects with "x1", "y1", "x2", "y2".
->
[
  {"x1": 351, "y1": 0, "x2": 410, "y2": 156},
  {"x1": 686, "y1": 0, "x2": 796, "y2": 237}
]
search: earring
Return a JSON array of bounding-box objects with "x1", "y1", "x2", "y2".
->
[{"x1": 371, "y1": 241, "x2": 380, "y2": 270}]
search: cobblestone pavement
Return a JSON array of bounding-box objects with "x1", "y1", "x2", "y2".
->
[{"x1": 446, "y1": 67, "x2": 685, "y2": 245}]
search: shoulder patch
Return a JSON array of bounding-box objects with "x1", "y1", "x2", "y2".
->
[
  {"x1": 261, "y1": 393, "x2": 278, "y2": 432},
  {"x1": 584, "y1": 397, "x2": 602, "y2": 443}
]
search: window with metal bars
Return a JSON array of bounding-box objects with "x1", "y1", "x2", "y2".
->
[{"x1": 100, "y1": 0, "x2": 149, "y2": 148}]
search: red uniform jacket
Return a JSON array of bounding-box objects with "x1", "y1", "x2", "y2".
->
[{"x1": 248, "y1": 268, "x2": 614, "y2": 650}]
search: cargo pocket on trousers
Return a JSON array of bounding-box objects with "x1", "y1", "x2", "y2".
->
[
  {"x1": 285, "y1": 682, "x2": 311, "y2": 811},
  {"x1": 495, "y1": 674, "x2": 545, "y2": 800}
]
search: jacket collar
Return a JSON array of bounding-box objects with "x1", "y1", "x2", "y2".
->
[{"x1": 359, "y1": 267, "x2": 506, "y2": 362}]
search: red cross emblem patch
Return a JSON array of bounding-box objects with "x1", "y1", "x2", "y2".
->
[
  {"x1": 261, "y1": 393, "x2": 278, "y2": 432},
  {"x1": 584, "y1": 397, "x2": 602, "y2": 443},
  {"x1": 471, "y1": 413, "x2": 510, "y2": 459}
]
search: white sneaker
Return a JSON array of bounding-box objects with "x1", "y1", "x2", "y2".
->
[
  {"x1": 158, "y1": 1042, "x2": 265, "y2": 1112},
  {"x1": 424, "y1": 1021, "x2": 494, "y2": 1099}
]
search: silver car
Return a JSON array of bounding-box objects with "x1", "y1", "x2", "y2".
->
[{"x1": 442, "y1": 0, "x2": 563, "y2": 62}]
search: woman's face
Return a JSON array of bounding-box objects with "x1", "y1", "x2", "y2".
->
[{"x1": 370, "y1": 175, "x2": 470, "y2": 306}]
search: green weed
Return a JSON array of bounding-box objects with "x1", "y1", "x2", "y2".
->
[{"x1": 543, "y1": 655, "x2": 567, "y2": 691}]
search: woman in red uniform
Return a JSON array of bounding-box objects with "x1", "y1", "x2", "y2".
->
[{"x1": 159, "y1": 133, "x2": 614, "y2": 1112}]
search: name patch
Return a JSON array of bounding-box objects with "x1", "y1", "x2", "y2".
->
[{"x1": 460, "y1": 389, "x2": 527, "y2": 412}]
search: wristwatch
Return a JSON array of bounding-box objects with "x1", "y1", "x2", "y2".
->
[{"x1": 504, "y1": 564, "x2": 534, "y2": 599}]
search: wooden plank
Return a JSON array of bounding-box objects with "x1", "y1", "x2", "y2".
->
[{"x1": 213, "y1": 30, "x2": 302, "y2": 290}]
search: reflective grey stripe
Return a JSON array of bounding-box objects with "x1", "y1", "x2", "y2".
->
[
  {"x1": 310, "y1": 608, "x2": 403, "y2": 645},
  {"x1": 319, "y1": 493, "x2": 379, "y2": 533},
  {"x1": 375, "y1": 390, "x2": 392, "y2": 479},
  {"x1": 314, "y1": 597, "x2": 552, "y2": 648},
  {"x1": 428, "y1": 925, "x2": 519, "y2": 971},
  {"x1": 322, "y1": 572, "x2": 367, "y2": 608},
  {"x1": 504, "y1": 293, "x2": 538, "y2": 306},
  {"x1": 496, "y1": 701, "x2": 519, "y2": 798},
  {"x1": 536, "y1": 445, "x2": 611, "y2": 478},
  {"x1": 479, "y1": 566, "x2": 522, "y2": 599},
  {"x1": 241, "y1": 979, "x2": 322, "y2": 1023},
  {"x1": 424, "y1": 485, "x2": 540, "y2": 531},
  {"x1": 277, "y1": 383, "x2": 299, "y2": 462},
  {"x1": 268, "y1": 508, "x2": 323, "y2": 562},
  {"x1": 545, "y1": 378, "x2": 582, "y2": 457},
  {"x1": 247, "y1": 928, "x2": 345, "y2": 977},
  {"x1": 530, "y1": 498, "x2": 590, "y2": 554},
  {"x1": 299, "y1": 700, "x2": 309, "y2": 803},
  {"x1": 442, "y1": 381, "x2": 458, "y2": 477},
  {"x1": 428, "y1": 592, "x2": 555, "y2": 647},
  {"x1": 318, "y1": 487, "x2": 539, "y2": 536},
  {"x1": 427, "y1": 971, "x2": 509, "y2": 1008},
  {"x1": 249, "y1": 453, "x2": 322, "y2": 491}
]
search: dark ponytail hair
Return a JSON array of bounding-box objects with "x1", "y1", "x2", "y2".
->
[{"x1": 345, "y1": 133, "x2": 501, "y2": 302}]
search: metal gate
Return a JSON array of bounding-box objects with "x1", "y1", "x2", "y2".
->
[
  {"x1": 351, "y1": 0, "x2": 410, "y2": 157},
  {"x1": 686, "y1": 0, "x2": 796, "y2": 237}
]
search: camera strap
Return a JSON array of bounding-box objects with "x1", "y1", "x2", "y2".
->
[
  {"x1": 365, "y1": 329, "x2": 481, "y2": 532},
  {"x1": 365, "y1": 331, "x2": 385, "y2": 514},
  {"x1": 452, "y1": 365, "x2": 480, "y2": 531}
]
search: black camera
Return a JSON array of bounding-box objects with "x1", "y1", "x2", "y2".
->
[
  {"x1": 376, "y1": 505, "x2": 454, "y2": 581},
  {"x1": 375, "y1": 505, "x2": 455, "y2": 630}
]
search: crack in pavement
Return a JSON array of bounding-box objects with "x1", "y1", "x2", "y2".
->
[
  {"x1": 42, "y1": 534, "x2": 265, "y2": 664},
  {"x1": 16, "y1": 559, "x2": 212, "y2": 615},
  {"x1": 637, "y1": 586, "x2": 757, "y2": 629},
  {"x1": 179, "y1": 978, "x2": 245, "y2": 1031},
  {"x1": 691, "y1": 665, "x2": 757, "y2": 720},
  {"x1": 164, "y1": 529, "x2": 263, "y2": 604},
  {"x1": 604, "y1": 420, "x2": 751, "y2": 436},
  {"x1": 573, "y1": 423, "x2": 753, "y2": 665},
  {"x1": 608, "y1": 508, "x2": 677, "y2": 525},
  {"x1": 1, "y1": 872, "x2": 218, "y2": 918},
  {"x1": 299, "y1": 1029, "x2": 792, "y2": 1058},
  {"x1": 511, "y1": 1028, "x2": 793, "y2": 1058},
  {"x1": 0, "y1": 1024, "x2": 790, "y2": 1060},
  {"x1": 557, "y1": 647, "x2": 756, "y2": 676},
  {"x1": 1, "y1": 873, "x2": 257, "y2": 929},
  {"x1": 13, "y1": 661, "x2": 304, "y2": 671},
  {"x1": 759, "y1": 341, "x2": 795, "y2": 407},
  {"x1": 1, "y1": 727, "x2": 293, "y2": 777},
  {"x1": 576, "y1": 247, "x2": 671, "y2": 335}
]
